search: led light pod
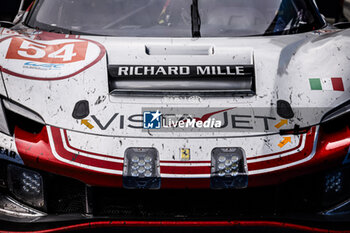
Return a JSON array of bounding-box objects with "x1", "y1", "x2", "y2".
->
[
  {"x1": 211, "y1": 148, "x2": 248, "y2": 189},
  {"x1": 325, "y1": 171, "x2": 343, "y2": 193},
  {"x1": 7, "y1": 164, "x2": 44, "y2": 208},
  {"x1": 123, "y1": 148, "x2": 160, "y2": 189}
]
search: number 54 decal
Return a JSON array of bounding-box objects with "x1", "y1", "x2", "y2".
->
[{"x1": 6, "y1": 37, "x2": 88, "y2": 64}]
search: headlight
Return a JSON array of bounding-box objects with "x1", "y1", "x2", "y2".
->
[
  {"x1": 322, "y1": 165, "x2": 350, "y2": 213},
  {"x1": 325, "y1": 171, "x2": 343, "y2": 193},
  {"x1": 7, "y1": 164, "x2": 45, "y2": 209}
]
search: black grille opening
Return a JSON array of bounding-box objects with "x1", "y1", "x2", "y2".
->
[
  {"x1": 92, "y1": 188, "x2": 279, "y2": 219},
  {"x1": 1, "y1": 161, "x2": 347, "y2": 219},
  {"x1": 46, "y1": 175, "x2": 86, "y2": 214},
  {"x1": 89, "y1": 166, "x2": 350, "y2": 220},
  {"x1": 91, "y1": 176, "x2": 323, "y2": 220}
]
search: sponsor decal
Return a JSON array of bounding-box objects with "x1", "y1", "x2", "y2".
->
[
  {"x1": 6, "y1": 37, "x2": 88, "y2": 64},
  {"x1": 180, "y1": 148, "x2": 190, "y2": 161},
  {"x1": 143, "y1": 109, "x2": 224, "y2": 130},
  {"x1": 163, "y1": 117, "x2": 222, "y2": 129},
  {"x1": 81, "y1": 109, "x2": 278, "y2": 132},
  {"x1": 309, "y1": 78, "x2": 344, "y2": 91},
  {"x1": 0, "y1": 146, "x2": 18, "y2": 159},
  {"x1": 143, "y1": 111, "x2": 162, "y2": 129},
  {"x1": 0, "y1": 145, "x2": 22, "y2": 164},
  {"x1": 0, "y1": 36, "x2": 105, "y2": 80},
  {"x1": 79, "y1": 107, "x2": 330, "y2": 133},
  {"x1": 111, "y1": 65, "x2": 254, "y2": 78},
  {"x1": 23, "y1": 61, "x2": 63, "y2": 70}
]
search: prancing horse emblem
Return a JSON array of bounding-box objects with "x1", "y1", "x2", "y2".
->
[{"x1": 180, "y1": 148, "x2": 190, "y2": 161}]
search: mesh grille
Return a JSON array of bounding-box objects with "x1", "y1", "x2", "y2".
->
[
  {"x1": 46, "y1": 176, "x2": 85, "y2": 214},
  {"x1": 92, "y1": 186, "x2": 302, "y2": 219}
]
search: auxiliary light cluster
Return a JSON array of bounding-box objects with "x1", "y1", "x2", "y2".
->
[
  {"x1": 123, "y1": 148, "x2": 160, "y2": 189},
  {"x1": 211, "y1": 148, "x2": 248, "y2": 189}
]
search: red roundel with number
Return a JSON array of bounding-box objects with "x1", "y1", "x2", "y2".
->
[
  {"x1": 6, "y1": 37, "x2": 89, "y2": 64},
  {"x1": 0, "y1": 36, "x2": 105, "y2": 81}
]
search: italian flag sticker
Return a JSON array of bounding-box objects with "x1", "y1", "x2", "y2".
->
[{"x1": 309, "y1": 78, "x2": 345, "y2": 91}]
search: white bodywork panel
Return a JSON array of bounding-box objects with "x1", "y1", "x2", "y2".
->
[{"x1": 0, "y1": 27, "x2": 349, "y2": 169}]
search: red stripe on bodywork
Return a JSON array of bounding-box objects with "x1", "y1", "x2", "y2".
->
[
  {"x1": 63, "y1": 129, "x2": 207, "y2": 174},
  {"x1": 51, "y1": 127, "x2": 123, "y2": 171},
  {"x1": 63, "y1": 130, "x2": 124, "y2": 160},
  {"x1": 248, "y1": 128, "x2": 315, "y2": 171},
  {"x1": 15, "y1": 126, "x2": 124, "y2": 187},
  {"x1": 161, "y1": 133, "x2": 304, "y2": 164},
  {"x1": 160, "y1": 166, "x2": 210, "y2": 174},
  {"x1": 247, "y1": 134, "x2": 304, "y2": 160},
  {"x1": 2, "y1": 220, "x2": 350, "y2": 233},
  {"x1": 250, "y1": 125, "x2": 350, "y2": 186},
  {"x1": 160, "y1": 160, "x2": 210, "y2": 164},
  {"x1": 13, "y1": 125, "x2": 350, "y2": 188}
]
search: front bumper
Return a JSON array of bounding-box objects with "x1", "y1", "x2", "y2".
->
[
  {"x1": 11, "y1": 123, "x2": 350, "y2": 188},
  {"x1": 1, "y1": 163, "x2": 350, "y2": 232},
  {"x1": 0, "y1": 122, "x2": 349, "y2": 231}
]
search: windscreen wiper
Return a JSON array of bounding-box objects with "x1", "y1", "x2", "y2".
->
[{"x1": 191, "y1": 0, "x2": 201, "y2": 37}]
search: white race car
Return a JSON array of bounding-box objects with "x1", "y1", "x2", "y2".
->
[{"x1": 0, "y1": 0, "x2": 349, "y2": 232}]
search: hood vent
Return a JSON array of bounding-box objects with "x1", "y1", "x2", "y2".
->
[
  {"x1": 108, "y1": 47, "x2": 255, "y2": 97},
  {"x1": 108, "y1": 64, "x2": 256, "y2": 97}
]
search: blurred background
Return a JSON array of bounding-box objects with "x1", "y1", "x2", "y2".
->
[
  {"x1": 0, "y1": 0, "x2": 349, "y2": 26},
  {"x1": 0, "y1": 0, "x2": 21, "y2": 22},
  {"x1": 316, "y1": 0, "x2": 349, "y2": 23}
]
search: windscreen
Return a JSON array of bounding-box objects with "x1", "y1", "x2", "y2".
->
[{"x1": 26, "y1": 0, "x2": 325, "y2": 37}]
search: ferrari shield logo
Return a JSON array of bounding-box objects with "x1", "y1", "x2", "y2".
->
[{"x1": 180, "y1": 148, "x2": 190, "y2": 161}]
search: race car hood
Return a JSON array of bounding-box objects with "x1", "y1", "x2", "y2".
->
[{"x1": 0, "y1": 27, "x2": 349, "y2": 138}]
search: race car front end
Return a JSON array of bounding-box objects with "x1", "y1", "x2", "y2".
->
[
  {"x1": 1, "y1": 0, "x2": 350, "y2": 231},
  {"x1": 0, "y1": 78, "x2": 349, "y2": 232}
]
